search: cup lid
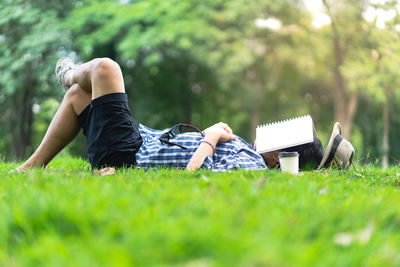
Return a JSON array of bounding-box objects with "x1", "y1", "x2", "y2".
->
[{"x1": 278, "y1": 151, "x2": 299, "y2": 158}]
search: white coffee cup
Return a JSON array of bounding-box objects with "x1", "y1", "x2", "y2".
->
[{"x1": 278, "y1": 152, "x2": 299, "y2": 175}]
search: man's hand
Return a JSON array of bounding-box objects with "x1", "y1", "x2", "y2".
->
[
  {"x1": 186, "y1": 122, "x2": 236, "y2": 171},
  {"x1": 203, "y1": 122, "x2": 237, "y2": 143}
]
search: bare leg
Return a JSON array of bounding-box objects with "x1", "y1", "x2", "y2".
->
[
  {"x1": 16, "y1": 84, "x2": 91, "y2": 171},
  {"x1": 16, "y1": 57, "x2": 126, "y2": 171}
]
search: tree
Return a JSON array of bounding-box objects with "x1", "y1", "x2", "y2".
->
[
  {"x1": 0, "y1": 0, "x2": 74, "y2": 159},
  {"x1": 320, "y1": 0, "x2": 373, "y2": 139},
  {"x1": 340, "y1": 1, "x2": 400, "y2": 168}
]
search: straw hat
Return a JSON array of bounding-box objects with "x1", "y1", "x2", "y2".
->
[{"x1": 317, "y1": 122, "x2": 355, "y2": 170}]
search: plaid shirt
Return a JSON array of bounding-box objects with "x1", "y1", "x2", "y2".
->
[{"x1": 136, "y1": 124, "x2": 267, "y2": 172}]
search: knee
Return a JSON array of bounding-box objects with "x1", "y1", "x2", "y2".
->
[
  {"x1": 64, "y1": 84, "x2": 89, "y2": 102},
  {"x1": 91, "y1": 57, "x2": 121, "y2": 78}
]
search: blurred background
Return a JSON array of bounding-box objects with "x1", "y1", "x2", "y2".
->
[{"x1": 1, "y1": 0, "x2": 400, "y2": 168}]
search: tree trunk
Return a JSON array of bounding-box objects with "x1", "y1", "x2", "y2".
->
[
  {"x1": 340, "y1": 91, "x2": 358, "y2": 139},
  {"x1": 332, "y1": 34, "x2": 346, "y2": 126},
  {"x1": 9, "y1": 96, "x2": 18, "y2": 160},
  {"x1": 9, "y1": 63, "x2": 35, "y2": 160},
  {"x1": 330, "y1": 24, "x2": 358, "y2": 139},
  {"x1": 324, "y1": 0, "x2": 359, "y2": 140},
  {"x1": 382, "y1": 86, "x2": 390, "y2": 169}
]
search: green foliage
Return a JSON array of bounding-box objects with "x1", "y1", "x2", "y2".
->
[
  {"x1": 0, "y1": 0, "x2": 72, "y2": 95},
  {"x1": 1, "y1": 157, "x2": 400, "y2": 265},
  {"x1": 0, "y1": 0, "x2": 75, "y2": 159}
]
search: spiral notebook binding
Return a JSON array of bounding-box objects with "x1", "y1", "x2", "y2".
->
[{"x1": 256, "y1": 115, "x2": 310, "y2": 128}]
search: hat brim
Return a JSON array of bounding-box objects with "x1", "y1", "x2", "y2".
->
[{"x1": 316, "y1": 122, "x2": 341, "y2": 170}]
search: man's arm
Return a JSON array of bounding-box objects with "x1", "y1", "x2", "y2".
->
[{"x1": 186, "y1": 122, "x2": 236, "y2": 171}]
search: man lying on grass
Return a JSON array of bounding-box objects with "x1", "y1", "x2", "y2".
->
[{"x1": 14, "y1": 57, "x2": 353, "y2": 173}]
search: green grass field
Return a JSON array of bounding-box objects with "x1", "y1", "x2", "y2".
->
[{"x1": 1, "y1": 157, "x2": 400, "y2": 266}]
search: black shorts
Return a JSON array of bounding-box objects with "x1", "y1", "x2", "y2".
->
[{"x1": 77, "y1": 93, "x2": 143, "y2": 169}]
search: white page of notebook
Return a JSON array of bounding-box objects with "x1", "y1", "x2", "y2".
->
[{"x1": 256, "y1": 115, "x2": 313, "y2": 153}]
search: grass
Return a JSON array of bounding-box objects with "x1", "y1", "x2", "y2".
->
[{"x1": 1, "y1": 157, "x2": 400, "y2": 266}]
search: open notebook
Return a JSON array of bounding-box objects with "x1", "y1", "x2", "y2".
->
[{"x1": 256, "y1": 115, "x2": 313, "y2": 153}]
